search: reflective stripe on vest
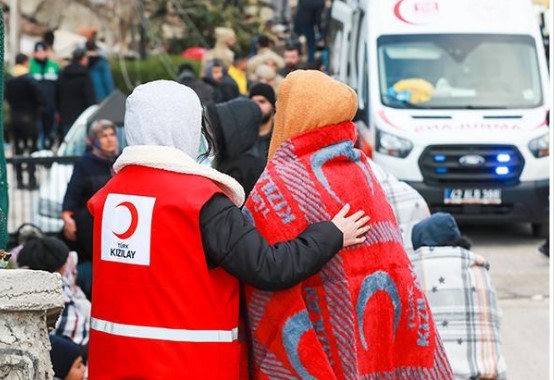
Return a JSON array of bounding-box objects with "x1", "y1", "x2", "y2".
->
[{"x1": 91, "y1": 317, "x2": 239, "y2": 343}]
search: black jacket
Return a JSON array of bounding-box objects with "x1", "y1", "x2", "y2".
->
[
  {"x1": 177, "y1": 69, "x2": 216, "y2": 105},
  {"x1": 63, "y1": 152, "x2": 114, "y2": 213},
  {"x1": 5, "y1": 73, "x2": 44, "y2": 137},
  {"x1": 201, "y1": 194, "x2": 342, "y2": 290},
  {"x1": 56, "y1": 62, "x2": 96, "y2": 127},
  {"x1": 207, "y1": 98, "x2": 266, "y2": 196},
  {"x1": 203, "y1": 76, "x2": 240, "y2": 104},
  {"x1": 62, "y1": 152, "x2": 115, "y2": 261}
]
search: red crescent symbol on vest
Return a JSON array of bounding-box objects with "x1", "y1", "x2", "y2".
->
[{"x1": 113, "y1": 201, "x2": 139, "y2": 240}]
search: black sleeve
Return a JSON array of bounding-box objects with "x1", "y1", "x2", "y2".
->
[
  {"x1": 62, "y1": 161, "x2": 88, "y2": 212},
  {"x1": 200, "y1": 194, "x2": 343, "y2": 291},
  {"x1": 84, "y1": 77, "x2": 96, "y2": 106},
  {"x1": 30, "y1": 79, "x2": 45, "y2": 113}
]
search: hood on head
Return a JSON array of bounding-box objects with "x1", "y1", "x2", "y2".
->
[
  {"x1": 411, "y1": 212, "x2": 461, "y2": 250},
  {"x1": 269, "y1": 70, "x2": 358, "y2": 159},
  {"x1": 203, "y1": 59, "x2": 228, "y2": 80},
  {"x1": 124, "y1": 80, "x2": 202, "y2": 158},
  {"x1": 207, "y1": 98, "x2": 262, "y2": 159}
]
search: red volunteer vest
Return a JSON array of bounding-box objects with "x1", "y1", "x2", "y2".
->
[{"x1": 87, "y1": 166, "x2": 240, "y2": 379}]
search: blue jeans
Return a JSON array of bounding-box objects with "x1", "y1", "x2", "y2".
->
[{"x1": 39, "y1": 111, "x2": 56, "y2": 150}]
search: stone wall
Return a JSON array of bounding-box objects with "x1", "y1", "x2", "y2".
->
[{"x1": 0, "y1": 270, "x2": 63, "y2": 380}]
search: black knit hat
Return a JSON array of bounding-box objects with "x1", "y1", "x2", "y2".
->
[
  {"x1": 34, "y1": 41, "x2": 46, "y2": 52},
  {"x1": 17, "y1": 237, "x2": 69, "y2": 272},
  {"x1": 249, "y1": 83, "x2": 276, "y2": 109},
  {"x1": 49, "y1": 335, "x2": 83, "y2": 379}
]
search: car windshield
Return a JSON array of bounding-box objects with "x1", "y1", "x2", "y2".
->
[{"x1": 378, "y1": 34, "x2": 543, "y2": 109}]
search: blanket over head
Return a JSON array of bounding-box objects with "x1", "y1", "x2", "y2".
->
[{"x1": 243, "y1": 122, "x2": 453, "y2": 379}]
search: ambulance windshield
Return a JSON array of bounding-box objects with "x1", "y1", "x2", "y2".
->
[{"x1": 378, "y1": 34, "x2": 543, "y2": 109}]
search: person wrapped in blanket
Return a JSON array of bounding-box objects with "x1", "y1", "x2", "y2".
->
[
  {"x1": 242, "y1": 70, "x2": 453, "y2": 379},
  {"x1": 410, "y1": 212, "x2": 507, "y2": 380}
]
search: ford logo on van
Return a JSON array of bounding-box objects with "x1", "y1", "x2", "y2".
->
[{"x1": 459, "y1": 155, "x2": 486, "y2": 167}]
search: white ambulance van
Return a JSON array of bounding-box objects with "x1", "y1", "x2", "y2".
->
[{"x1": 329, "y1": 0, "x2": 550, "y2": 234}]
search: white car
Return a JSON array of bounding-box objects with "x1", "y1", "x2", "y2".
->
[{"x1": 32, "y1": 91, "x2": 213, "y2": 234}]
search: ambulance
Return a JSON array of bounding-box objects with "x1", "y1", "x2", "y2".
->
[{"x1": 329, "y1": 0, "x2": 550, "y2": 234}]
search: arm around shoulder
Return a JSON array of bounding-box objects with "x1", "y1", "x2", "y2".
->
[{"x1": 200, "y1": 194, "x2": 343, "y2": 291}]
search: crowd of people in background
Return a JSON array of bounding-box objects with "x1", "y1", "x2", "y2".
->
[
  {"x1": 2, "y1": 3, "x2": 539, "y2": 376},
  {"x1": 5, "y1": 29, "x2": 115, "y2": 177}
]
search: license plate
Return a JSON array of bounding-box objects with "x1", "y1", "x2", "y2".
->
[{"x1": 443, "y1": 188, "x2": 502, "y2": 205}]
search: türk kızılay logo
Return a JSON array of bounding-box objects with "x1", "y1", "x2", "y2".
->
[
  {"x1": 101, "y1": 193, "x2": 156, "y2": 266},
  {"x1": 394, "y1": 0, "x2": 440, "y2": 25}
]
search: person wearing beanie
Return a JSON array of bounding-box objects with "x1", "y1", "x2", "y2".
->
[
  {"x1": 17, "y1": 236, "x2": 69, "y2": 272},
  {"x1": 409, "y1": 213, "x2": 506, "y2": 379},
  {"x1": 412, "y1": 212, "x2": 472, "y2": 250},
  {"x1": 49, "y1": 335, "x2": 86, "y2": 380},
  {"x1": 249, "y1": 82, "x2": 276, "y2": 161},
  {"x1": 18, "y1": 237, "x2": 91, "y2": 347},
  {"x1": 86, "y1": 79, "x2": 370, "y2": 379},
  {"x1": 30, "y1": 40, "x2": 60, "y2": 150},
  {"x1": 243, "y1": 70, "x2": 454, "y2": 379},
  {"x1": 206, "y1": 97, "x2": 264, "y2": 196},
  {"x1": 61, "y1": 119, "x2": 119, "y2": 300}
]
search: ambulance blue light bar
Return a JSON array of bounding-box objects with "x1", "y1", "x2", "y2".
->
[
  {"x1": 495, "y1": 166, "x2": 509, "y2": 175},
  {"x1": 496, "y1": 154, "x2": 510, "y2": 163}
]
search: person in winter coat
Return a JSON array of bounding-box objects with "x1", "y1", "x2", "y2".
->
[
  {"x1": 56, "y1": 48, "x2": 96, "y2": 140},
  {"x1": 227, "y1": 51, "x2": 250, "y2": 95},
  {"x1": 279, "y1": 40, "x2": 306, "y2": 77},
  {"x1": 177, "y1": 63, "x2": 215, "y2": 104},
  {"x1": 5, "y1": 53, "x2": 44, "y2": 189},
  {"x1": 207, "y1": 97, "x2": 265, "y2": 196},
  {"x1": 86, "y1": 80, "x2": 370, "y2": 379},
  {"x1": 62, "y1": 119, "x2": 119, "y2": 299},
  {"x1": 203, "y1": 59, "x2": 240, "y2": 103},
  {"x1": 85, "y1": 41, "x2": 115, "y2": 103},
  {"x1": 410, "y1": 213, "x2": 507, "y2": 380},
  {"x1": 242, "y1": 70, "x2": 453, "y2": 379},
  {"x1": 30, "y1": 41, "x2": 60, "y2": 150},
  {"x1": 249, "y1": 82, "x2": 276, "y2": 161},
  {"x1": 17, "y1": 237, "x2": 91, "y2": 349}
]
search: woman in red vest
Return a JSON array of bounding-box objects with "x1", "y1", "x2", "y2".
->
[{"x1": 87, "y1": 80, "x2": 369, "y2": 379}]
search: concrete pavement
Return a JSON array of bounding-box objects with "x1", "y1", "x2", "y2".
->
[{"x1": 462, "y1": 223, "x2": 549, "y2": 380}]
